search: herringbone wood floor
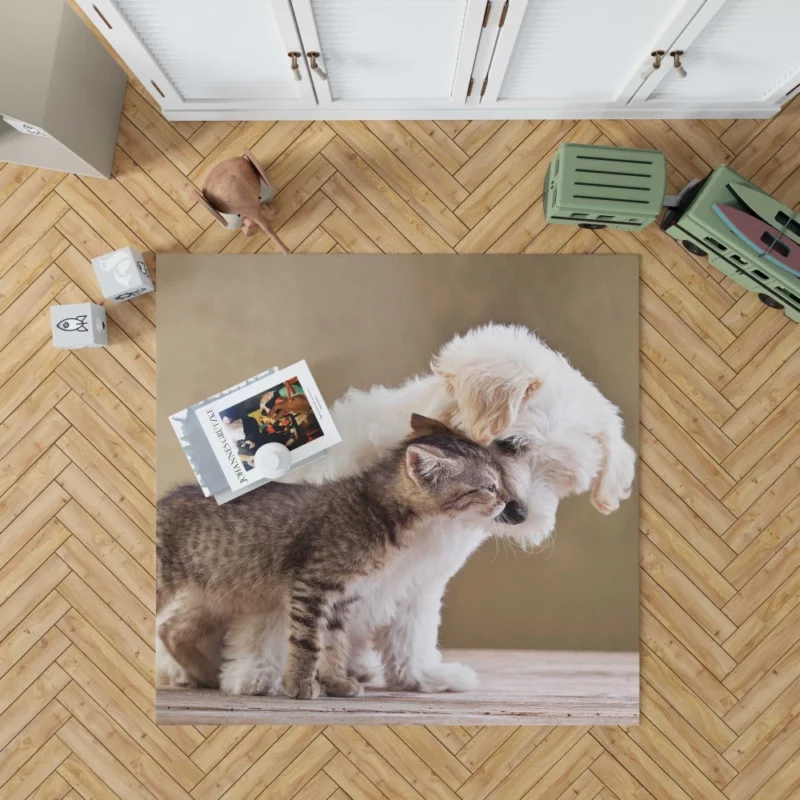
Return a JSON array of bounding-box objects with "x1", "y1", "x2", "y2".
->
[{"x1": 2, "y1": 70, "x2": 800, "y2": 799}]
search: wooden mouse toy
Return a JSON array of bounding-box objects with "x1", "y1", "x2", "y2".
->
[{"x1": 196, "y1": 149, "x2": 290, "y2": 254}]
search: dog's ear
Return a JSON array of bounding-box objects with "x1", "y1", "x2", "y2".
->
[
  {"x1": 440, "y1": 371, "x2": 541, "y2": 444},
  {"x1": 405, "y1": 443, "x2": 454, "y2": 487},
  {"x1": 409, "y1": 414, "x2": 454, "y2": 438},
  {"x1": 430, "y1": 325, "x2": 550, "y2": 443},
  {"x1": 590, "y1": 429, "x2": 636, "y2": 514}
]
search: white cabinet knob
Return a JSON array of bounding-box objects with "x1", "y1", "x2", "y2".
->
[
  {"x1": 288, "y1": 52, "x2": 302, "y2": 81},
  {"x1": 307, "y1": 52, "x2": 328, "y2": 81},
  {"x1": 670, "y1": 50, "x2": 687, "y2": 79},
  {"x1": 641, "y1": 50, "x2": 665, "y2": 81}
]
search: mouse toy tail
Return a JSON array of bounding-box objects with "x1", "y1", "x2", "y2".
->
[{"x1": 253, "y1": 209, "x2": 290, "y2": 254}]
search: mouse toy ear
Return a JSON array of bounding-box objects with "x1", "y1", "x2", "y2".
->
[
  {"x1": 243, "y1": 149, "x2": 274, "y2": 190},
  {"x1": 195, "y1": 190, "x2": 228, "y2": 227},
  {"x1": 409, "y1": 414, "x2": 455, "y2": 437}
]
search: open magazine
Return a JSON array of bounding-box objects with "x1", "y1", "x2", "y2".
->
[{"x1": 169, "y1": 360, "x2": 341, "y2": 504}]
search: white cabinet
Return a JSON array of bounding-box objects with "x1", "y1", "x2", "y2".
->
[
  {"x1": 476, "y1": 0, "x2": 800, "y2": 115},
  {"x1": 477, "y1": 0, "x2": 707, "y2": 108},
  {"x1": 76, "y1": 0, "x2": 800, "y2": 120},
  {"x1": 81, "y1": 0, "x2": 316, "y2": 111},
  {"x1": 630, "y1": 0, "x2": 800, "y2": 110},
  {"x1": 290, "y1": 0, "x2": 486, "y2": 108}
]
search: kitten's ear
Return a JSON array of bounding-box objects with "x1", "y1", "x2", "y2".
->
[
  {"x1": 409, "y1": 414, "x2": 455, "y2": 438},
  {"x1": 405, "y1": 443, "x2": 454, "y2": 487}
]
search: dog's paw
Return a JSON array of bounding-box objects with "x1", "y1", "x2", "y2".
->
[
  {"x1": 156, "y1": 663, "x2": 191, "y2": 688},
  {"x1": 284, "y1": 676, "x2": 321, "y2": 700},
  {"x1": 156, "y1": 639, "x2": 190, "y2": 688},
  {"x1": 390, "y1": 662, "x2": 479, "y2": 693},
  {"x1": 321, "y1": 675, "x2": 364, "y2": 697},
  {"x1": 220, "y1": 662, "x2": 283, "y2": 696},
  {"x1": 347, "y1": 647, "x2": 383, "y2": 684}
]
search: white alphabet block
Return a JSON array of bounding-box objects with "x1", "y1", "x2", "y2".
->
[
  {"x1": 51, "y1": 303, "x2": 108, "y2": 349},
  {"x1": 92, "y1": 246, "x2": 154, "y2": 301}
]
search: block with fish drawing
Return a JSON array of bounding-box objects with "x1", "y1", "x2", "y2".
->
[
  {"x1": 92, "y1": 246, "x2": 154, "y2": 301},
  {"x1": 50, "y1": 303, "x2": 108, "y2": 349}
]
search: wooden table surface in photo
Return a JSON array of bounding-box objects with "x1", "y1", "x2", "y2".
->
[{"x1": 157, "y1": 650, "x2": 639, "y2": 725}]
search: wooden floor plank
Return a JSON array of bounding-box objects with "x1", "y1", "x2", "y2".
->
[
  {"x1": 641, "y1": 428, "x2": 736, "y2": 535},
  {"x1": 0, "y1": 170, "x2": 65, "y2": 244},
  {"x1": 0, "y1": 193, "x2": 69, "y2": 280},
  {"x1": 187, "y1": 122, "x2": 237, "y2": 158},
  {"x1": 0, "y1": 698, "x2": 71, "y2": 791},
  {"x1": 1, "y1": 733, "x2": 71, "y2": 800},
  {"x1": 364, "y1": 121, "x2": 469, "y2": 210},
  {"x1": 454, "y1": 119, "x2": 577, "y2": 231},
  {"x1": 330, "y1": 121, "x2": 468, "y2": 246},
  {"x1": 454, "y1": 121, "x2": 537, "y2": 193},
  {"x1": 723, "y1": 549, "x2": 800, "y2": 661},
  {"x1": 639, "y1": 680, "x2": 736, "y2": 790},
  {"x1": 722, "y1": 461, "x2": 800, "y2": 555},
  {"x1": 641, "y1": 608, "x2": 736, "y2": 716},
  {"x1": 57, "y1": 682, "x2": 193, "y2": 800},
  {"x1": 116, "y1": 116, "x2": 201, "y2": 212},
  {"x1": 399, "y1": 121, "x2": 469, "y2": 175},
  {"x1": 641, "y1": 501, "x2": 736, "y2": 609},
  {"x1": 110, "y1": 148, "x2": 202, "y2": 249},
  {"x1": 265, "y1": 122, "x2": 336, "y2": 190},
  {"x1": 0, "y1": 229, "x2": 69, "y2": 317},
  {"x1": 641, "y1": 393, "x2": 736, "y2": 501},
  {"x1": 640, "y1": 356, "x2": 735, "y2": 463},
  {"x1": 0, "y1": 554, "x2": 70, "y2": 642},
  {"x1": 723, "y1": 677, "x2": 800, "y2": 772},
  {"x1": 56, "y1": 572, "x2": 154, "y2": 683},
  {"x1": 454, "y1": 121, "x2": 506, "y2": 156},
  {"x1": 57, "y1": 645, "x2": 204, "y2": 783},
  {"x1": 122, "y1": 86, "x2": 201, "y2": 177},
  {"x1": 0, "y1": 163, "x2": 37, "y2": 207},
  {"x1": 322, "y1": 138, "x2": 451, "y2": 253}
]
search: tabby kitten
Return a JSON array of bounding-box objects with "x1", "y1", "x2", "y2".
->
[{"x1": 157, "y1": 414, "x2": 509, "y2": 700}]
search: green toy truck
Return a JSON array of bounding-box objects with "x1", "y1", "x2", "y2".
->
[
  {"x1": 660, "y1": 165, "x2": 800, "y2": 322},
  {"x1": 543, "y1": 142, "x2": 800, "y2": 322}
]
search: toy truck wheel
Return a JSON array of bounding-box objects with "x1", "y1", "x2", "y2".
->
[
  {"x1": 682, "y1": 240, "x2": 707, "y2": 257},
  {"x1": 578, "y1": 223, "x2": 607, "y2": 230},
  {"x1": 758, "y1": 293, "x2": 784, "y2": 310}
]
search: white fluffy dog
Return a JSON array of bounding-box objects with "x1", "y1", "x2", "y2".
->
[{"x1": 157, "y1": 324, "x2": 636, "y2": 694}]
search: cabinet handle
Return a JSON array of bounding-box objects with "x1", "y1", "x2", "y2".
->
[
  {"x1": 288, "y1": 52, "x2": 302, "y2": 81},
  {"x1": 641, "y1": 50, "x2": 665, "y2": 81},
  {"x1": 92, "y1": 4, "x2": 113, "y2": 29},
  {"x1": 670, "y1": 50, "x2": 687, "y2": 79},
  {"x1": 498, "y1": 0, "x2": 509, "y2": 28},
  {"x1": 307, "y1": 52, "x2": 328, "y2": 81}
]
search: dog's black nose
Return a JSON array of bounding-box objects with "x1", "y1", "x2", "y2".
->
[{"x1": 500, "y1": 500, "x2": 527, "y2": 525}]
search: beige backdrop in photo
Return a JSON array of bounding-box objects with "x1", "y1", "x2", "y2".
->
[{"x1": 156, "y1": 254, "x2": 639, "y2": 652}]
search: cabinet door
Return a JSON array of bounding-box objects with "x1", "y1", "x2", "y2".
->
[
  {"x1": 479, "y1": 0, "x2": 706, "y2": 110},
  {"x1": 631, "y1": 0, "x2": 800, "y2": 109},
  {"x1": 76, "y1": 0, "x2": 316, "y2": 111},
  {"x1": 290, "y1": 0, "x2": 486, "y2": 108}
]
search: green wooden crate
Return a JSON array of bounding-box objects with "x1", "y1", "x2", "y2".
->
[
  {"x1": 544, "y1": 143, "x2": 666, "y2": 231},
  {"x1": 661, "y1": 165, "x2": 800, "y2": 322}
]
